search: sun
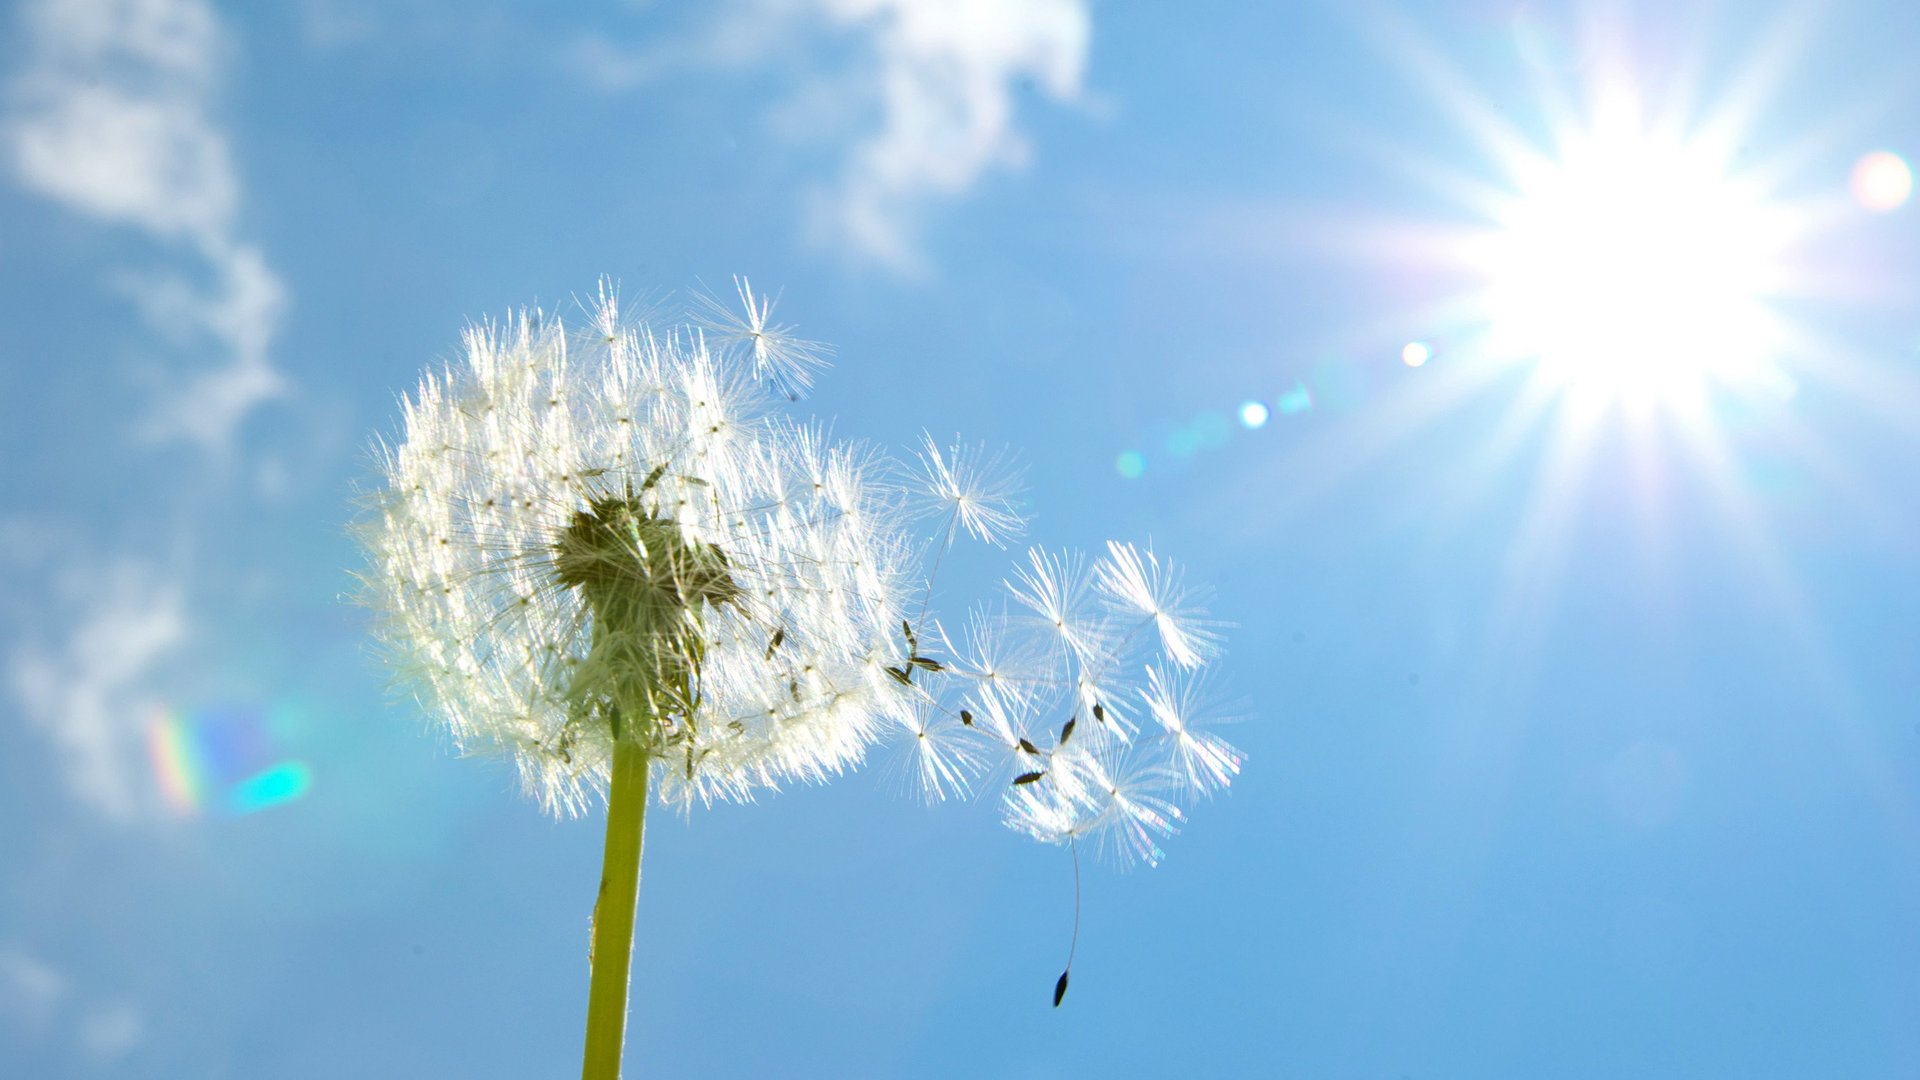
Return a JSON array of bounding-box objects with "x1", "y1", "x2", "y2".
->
[
  {"x1": 1288, "y1": 7, "x2": 1891, "y2": 673},
  {"x1": 1471, "y1": 104, "x2": 1797, "y2": 415}
]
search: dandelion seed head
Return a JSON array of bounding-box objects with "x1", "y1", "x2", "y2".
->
[{"x1": 359, "y1": 284, "x2": 914, "y2": 813}]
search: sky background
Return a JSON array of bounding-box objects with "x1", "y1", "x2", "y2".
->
[{"x1": 3, "y1": 0, "x2": 1919, "y2": 1076}]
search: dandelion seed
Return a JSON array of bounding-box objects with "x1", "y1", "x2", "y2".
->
[
  {"x1": 913, "y1": 434, "x2": 1027, "y2": 547},
  {"x1": 969, "y1": 544, "x2": 1240, "y2": 870},
  {"x1": 948, "y1": 609, "x2": 1061, "y2": 691},
  {"x1": 1096, "y1": 540, "x2": 1224, "y2": 669},
  {"x1": 692, "y1": 275, "x2": 832, "y2": 399},
  {"x1": 1140, "y1": 664, "x2": 1243, "y2": 798},
  {"x1": 1008, "y1": 549, "x2": 1108, "y2": 662},
  {"x1": 885, "y1": 699, "x2": 987, "y2": 803}
]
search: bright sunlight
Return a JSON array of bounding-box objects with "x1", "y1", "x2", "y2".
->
[{"x1": 1478, "y1": 114, "x2": 1794, "y2": 413}]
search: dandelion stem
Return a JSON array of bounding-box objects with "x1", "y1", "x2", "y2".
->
[{"x1": 582, "y1": 737, "x2": 651, "y2": 1080}]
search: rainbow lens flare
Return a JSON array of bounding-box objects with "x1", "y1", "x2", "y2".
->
[{"x1": 147, "y1": 704, "x2": 314, "y2": 817}]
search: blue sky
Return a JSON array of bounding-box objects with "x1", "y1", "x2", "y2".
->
[{"x1": 3, "y1": 0, "x2": 1918, "y2": 1076}]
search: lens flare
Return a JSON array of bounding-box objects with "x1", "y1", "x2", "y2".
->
[
  {"x1": 1850, "y1": 150, "x2": 1912, "y2": 213},
  {"x1": 228, "y1": 761, "x2": 314, "y2": 814},
  {"x1": 148, "y1": 712, "x2": 205, "y2": 815},
  {"x1": 146, "y1": 705, "x2": 313, "y2": 817},
  {"x1": 1110, "y1": 372, "x2": 1345, "y2": 481}
]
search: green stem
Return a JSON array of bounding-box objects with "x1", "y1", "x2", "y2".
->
[{"x1": 582, "y1": 738, "x2": 651, "y2": 1080}]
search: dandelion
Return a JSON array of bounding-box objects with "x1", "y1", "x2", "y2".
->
[{"x1": 356, "y1": 279, "x2": 1244, "y2": 1071}]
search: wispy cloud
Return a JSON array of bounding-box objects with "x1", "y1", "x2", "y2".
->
[
  {"x1": 7, "y1": 561, "x2": 186, "y2": 821},
  {"x1": 0, "y1": 948, "x2": 66, "y2": 1033},
  {"x1": 569, "y1": 0, "x2": 1090, "y2": 272},
  {"x1": 807, "y1": 0, "x2": 1090, "y2": 270},
  {"x1": 0, "y1": 946, "x2": 145, "y2": 1065},
  {"x1": 5, "y1": 0, "x2": 287, "y2": 455},
  {"x1": 78, "y1": 1000, "x2": 145, "y2": 1063}
]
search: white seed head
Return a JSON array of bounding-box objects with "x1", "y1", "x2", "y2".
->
[{"x1": 357, "y1": 284, "x2": 914, "y2": 814}]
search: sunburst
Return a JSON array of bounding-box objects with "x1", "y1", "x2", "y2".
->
[
  {"x1": 1466, "y1": 95, "x2": 1803, "y2": 417},
  {"x1": 1263, "y1": 7, "x2": 1918, "y2": 677}
]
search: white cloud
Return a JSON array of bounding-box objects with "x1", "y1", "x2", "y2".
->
[
  {"x1": 0, "y1": 515, "x2": 80, "y2": 570},
  {"x1": 10, "y1": 83, "x2": 236, "y2": 239},
  {"x1": 120, "y1": 240, "x2": 289, "y2": 451},
  {"x1": 5, "y1": 0, "x2": 287, "y2": 454},
  {"x1": 79, "y1": 1001, "x2": 145, "y2": 1063},
  {"x1": 571, "y1": 0, "x2": 1090, "y2": 271},
  {"x1": 0, "y1": 948, "x2": 67, "y2": 1033},
  {"x1": 810, "y1": 0, "x2": 1088, "y2": 270},
  {"x1": 296, "y1": 0, "x2": 382, "y2": 51},
  {"x1": 0, "y1": 948, "x2": 146, "y2": 1063},
  {"x1": 7, "y1": 562, "x2": 186, "y2": 821}
]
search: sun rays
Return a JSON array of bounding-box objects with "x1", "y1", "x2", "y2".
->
[
  {"x1": 1269, "y1": 5, "x2": 1918, "y2": 682},
  {"x1": 1469, "y1": 106, "x2": 1799, "y2": 416}
]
